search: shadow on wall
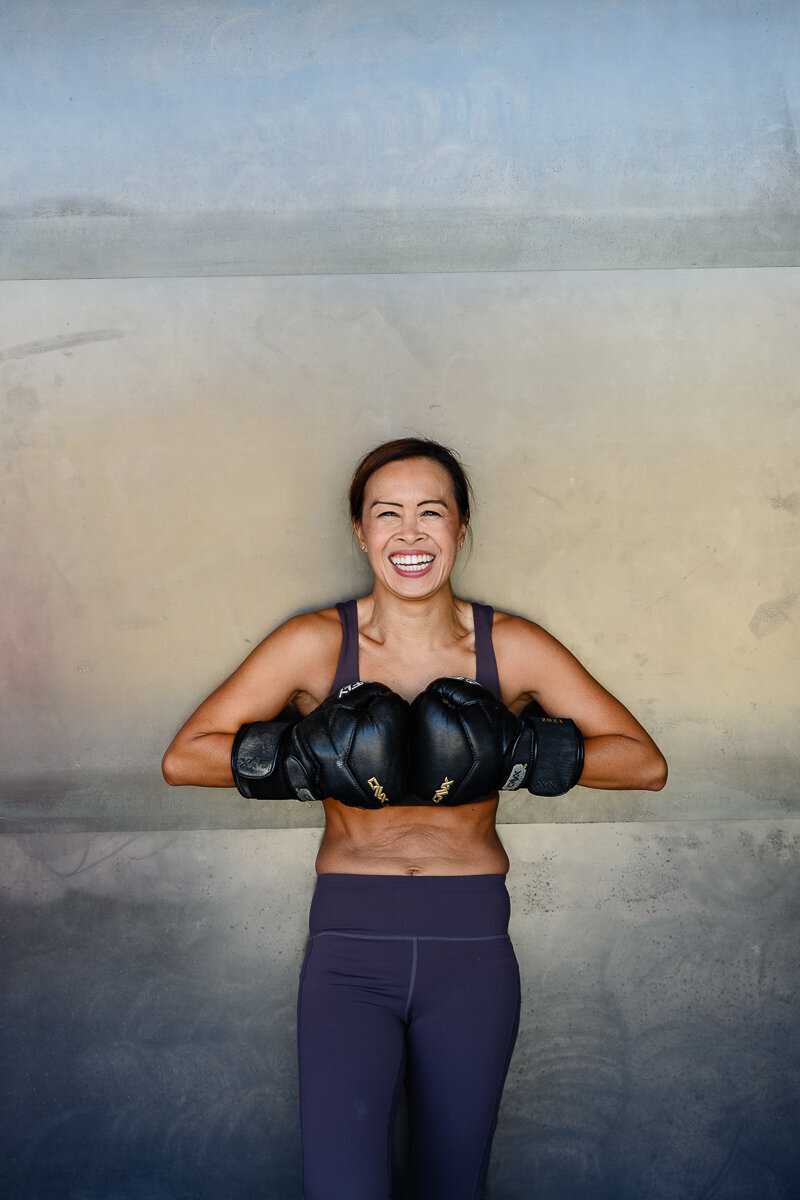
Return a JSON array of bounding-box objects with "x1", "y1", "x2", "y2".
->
[
  {"x1": 496, "y1": 824, "x2": 800, "y2": 1200},
  {"x1": 1, "y1": 890, "x2": 302, "y2": 1198}
]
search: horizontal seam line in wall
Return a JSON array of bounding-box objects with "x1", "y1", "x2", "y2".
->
[{"x1": 308, "y1": 932, "x2": 509, "y2": 943}]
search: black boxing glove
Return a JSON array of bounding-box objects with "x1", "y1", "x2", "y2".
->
[
  {"x1": 233, "y1": 685, "x2": 409, "y2": 807},
  {"x1": 231, "y1": 705, "x2": 301, "y2": 799},
  {"x1": 409, "y1": 677, "x2": 520, "y2": 805},
  {"x1": 500, "y1": 698, "x2": 584, "y2": 797},
  {"x1": 284, "y1": 681, "x2": 410, "y2": 808}
]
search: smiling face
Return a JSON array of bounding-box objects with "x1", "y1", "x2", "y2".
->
[{"x1": 354, "y1": 457, "x2": 468, "y2": 599}]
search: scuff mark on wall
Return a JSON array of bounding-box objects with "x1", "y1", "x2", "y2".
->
[
  {"x1": 770, "y1": 490, "x2": 800, "y2": 515},
  {"x1": 0, "y1": 330, "x2": 124, "y2": 362},
  {"x1": 749, "y1": 593, "x2": 798, "y2": 637}
]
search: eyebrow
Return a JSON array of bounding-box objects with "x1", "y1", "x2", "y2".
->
[{"x1": 369, "y1": 498, "x2": 449, "y2": 510}]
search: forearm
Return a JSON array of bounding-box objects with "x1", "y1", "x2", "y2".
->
[
  {"x1": 161, "y1": 731, "x2": 236, "y2": 788},
  {"x1": 579, "y1": 734, "x2": 667, "y2": 791}
]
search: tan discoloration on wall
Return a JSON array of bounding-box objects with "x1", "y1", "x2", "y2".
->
[{"x1": 2, "y1": 268, "x2": 798, "y2": 825}]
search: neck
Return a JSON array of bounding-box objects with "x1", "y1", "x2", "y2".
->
[{"x1": 364, "y1": 582, "x2": 464, "y2": 646}]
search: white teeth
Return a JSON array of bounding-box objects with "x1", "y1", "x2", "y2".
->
[{"x1": 390, "y1": 554, "x2": 435, "y2": 568}]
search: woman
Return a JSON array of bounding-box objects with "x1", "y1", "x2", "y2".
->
[{"x1": 162, "y1": 437, "x2": 667, "y2": 1200}]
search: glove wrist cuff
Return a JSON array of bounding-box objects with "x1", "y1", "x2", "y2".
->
[
  {"x1": 500, "y1": 726, "x2": 536, "y2": 791},
  {"x1": 231, "y1": 720, "x2": 295, "y2": 799},
  {"x1": 526, "y1": 716, "x2": 584, "y2": 796}
]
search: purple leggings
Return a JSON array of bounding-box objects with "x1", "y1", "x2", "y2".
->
[{"x1": 297, "y1": 874, "x2": 521, "y2": 1200}]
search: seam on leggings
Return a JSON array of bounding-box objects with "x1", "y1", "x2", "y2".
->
[
  {"x1": 296, "y1": 939, "x2": 316, "y2": 1199},
  {"x1": 308, "y1": 931, "x2": 509, "y2": 943},
  {"x1": 468, "y1": 964, "x2": 521, "y2": 1200},
  {"x1": 403, "y1": 938, "x2": 418, "y2": 1023}
]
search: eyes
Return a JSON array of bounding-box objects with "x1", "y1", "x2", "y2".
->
[{"x1": 376, "y1": 508, "x2": 444, "y2": 520}]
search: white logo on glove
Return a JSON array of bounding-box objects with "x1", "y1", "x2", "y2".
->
[
  {"x1": 501, "y1": 764, "x2": 527, "y2": 791},
  {"x1": 337, "y1": 682, "x2": 365, "y2": 697}
]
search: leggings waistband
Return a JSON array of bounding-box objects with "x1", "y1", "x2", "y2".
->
[{"x1": 308, "y1": 873, "x2": 510, "y2": 939}]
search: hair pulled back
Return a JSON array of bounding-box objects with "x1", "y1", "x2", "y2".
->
[{"x1": 348, "y1": 437, "x2": 473, "y2": 525}]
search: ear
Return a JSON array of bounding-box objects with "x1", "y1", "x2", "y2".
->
[{"x1": 353, "y1": 519, "x2": 364, "y2": 549}]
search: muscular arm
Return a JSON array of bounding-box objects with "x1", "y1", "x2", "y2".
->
[
  {"x1": 495, "y1": 615, "x2": 668, "y2": 792},
  {"x1": 161, "y1": 612, "x2": 338, "y2": 787}
]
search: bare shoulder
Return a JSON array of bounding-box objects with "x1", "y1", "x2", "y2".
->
[
  {"x1": 489, "y1": 607, "x2": 654, "y2": 743},
  {"x1": 164, "y1": 605, "x2": 346, "y2": 743},
  {"x1": 244, "y1": 605, "x2": 343, "y2": 701},
  {"x1": 184, "y1": 604, "x2": 344, "y2": 728},
  {"x1": 490, "y1": 609, "x2": 557, "y2": 658},
  {"x1": 265, "y1": 605, "x2": 342, "y2": 659},
  {"x1": 489, "y1": 609, "x2": 597, "y2": 711}
]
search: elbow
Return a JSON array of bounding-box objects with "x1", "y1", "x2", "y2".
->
[
  {"x1": 644, "y1": 751, "x2": 669, "y2": 791},
  {"x1": 161, "y1": 747, "x2": 184, "y2": 787}
]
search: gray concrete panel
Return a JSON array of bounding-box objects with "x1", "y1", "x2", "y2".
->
[
  {"x1": 2, "y1": 822, "x2": 799, "y2": 1198},
  {"x1": 0, "y1": 829, "x2": 314, "y2": 1200},
  {"x1": 2, "y1": 0, "x2": 799, "y2": 277}
]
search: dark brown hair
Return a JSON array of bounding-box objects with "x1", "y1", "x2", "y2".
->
[{"x1": 348, "y1": 438, "x2": 473, "y2": 524}]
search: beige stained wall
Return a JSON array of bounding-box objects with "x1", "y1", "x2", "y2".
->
[{"x1": 2, "y1": 267, "x2": 798, "y2": 828}]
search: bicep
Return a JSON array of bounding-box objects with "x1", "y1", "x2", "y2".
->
[{"x1": 504, "y1": 620, "x2": 653, "y2": 741}]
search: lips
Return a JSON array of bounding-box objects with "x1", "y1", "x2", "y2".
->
[{"x1": 389, "y1": 553, "x2": 435, "y2": 575}]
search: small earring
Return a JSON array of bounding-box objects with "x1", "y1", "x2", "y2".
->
[
  {"x1": 458, "y1": 541, "x2": 464, "y2": 549},
  {"x1": 360, "y1": 545, "x2": 366, "y2": 552}
]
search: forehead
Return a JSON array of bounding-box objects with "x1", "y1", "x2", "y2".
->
[{"x1": 363, "y1": 457, "x2": 456, "y2": 503}]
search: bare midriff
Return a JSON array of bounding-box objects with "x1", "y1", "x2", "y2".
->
[{"x1": 315, "y1": 796, "x2": 510, "y2": 877}]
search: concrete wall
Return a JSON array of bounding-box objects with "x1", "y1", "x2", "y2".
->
[
  {"x1": 1, "y1": 2, "x2": 799, "y2": 1197},
  {"x1": 2, "y1": 0, "x2": 799, "y2": 275},
  {"x1": 3, "y1": 823, "x2": 799, "y2": 1198}
]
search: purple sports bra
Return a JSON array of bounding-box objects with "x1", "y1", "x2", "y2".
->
[{"x1": 330, "y1": 599, "x2": 501, "y2": 698}]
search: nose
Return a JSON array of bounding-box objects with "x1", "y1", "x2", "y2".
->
[{"x1": 397, "y1": 512, "x2": 424, "y2": 542}]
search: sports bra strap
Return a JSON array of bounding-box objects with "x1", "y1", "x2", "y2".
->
[
  {"x1": 331, "y1": 599, "x2": 360, "y2": 692},
  {"x1": 471, "y1": 601, "x2": 501, "y2": 697},
  {"x1": 330, "y1": 599, "x2": 500, "y2": 697}
]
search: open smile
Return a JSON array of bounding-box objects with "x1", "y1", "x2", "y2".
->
[{"x1": 389, "y1": 553, "x2": 436, "y2": 576}]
